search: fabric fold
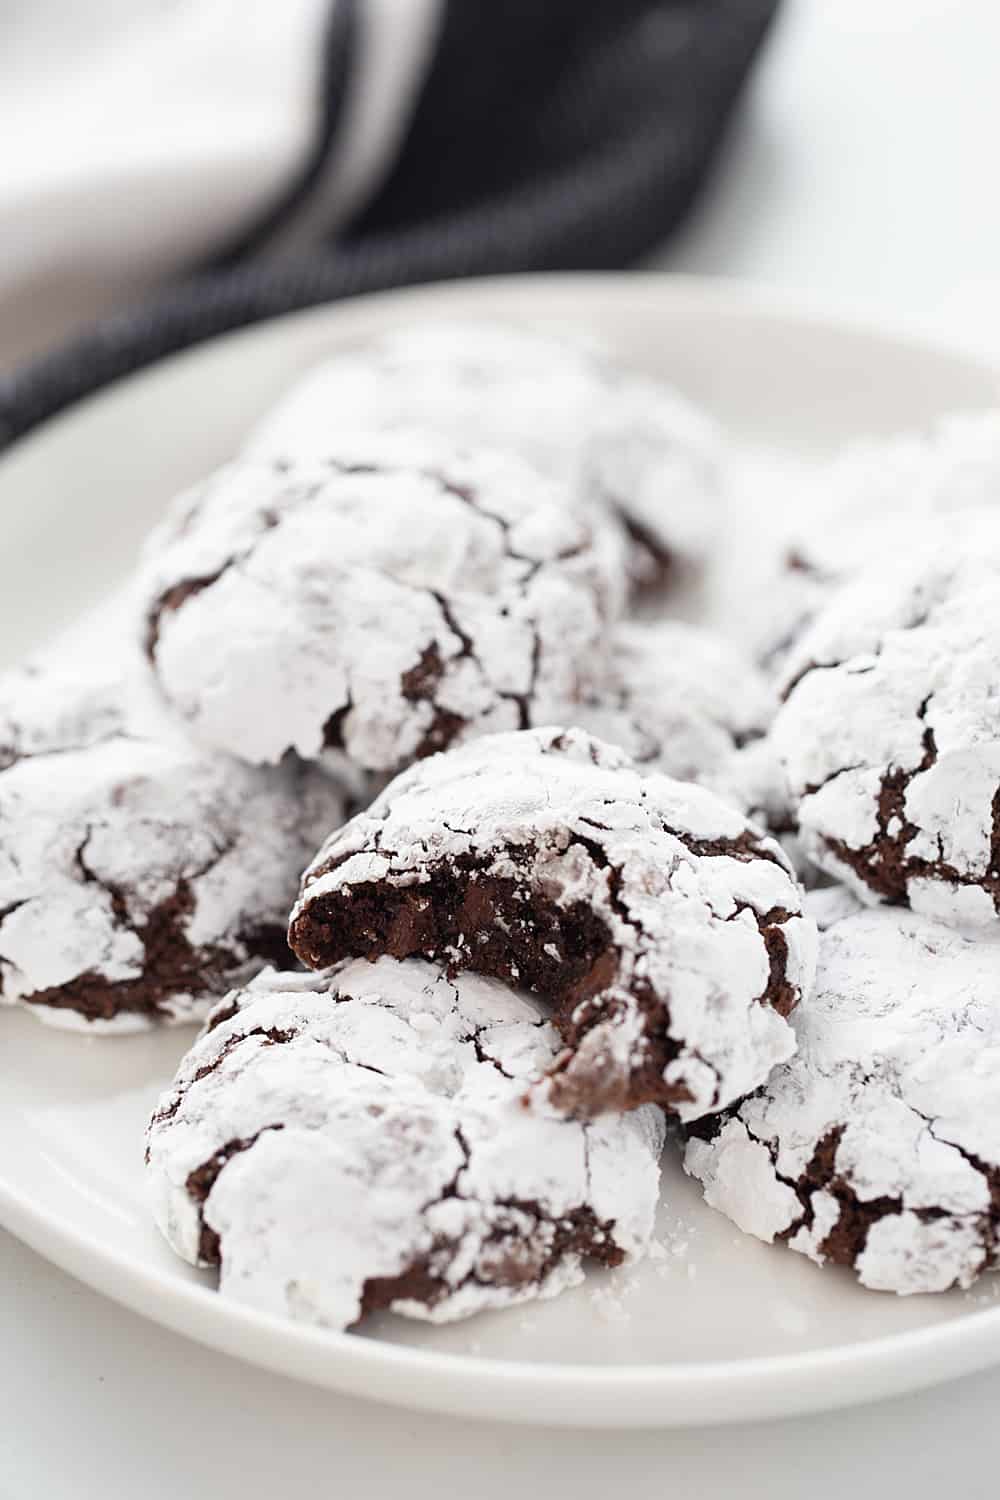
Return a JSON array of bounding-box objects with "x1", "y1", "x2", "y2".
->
[{"x1": 0, "y1": 0, "x2": 778, "y2": 450}]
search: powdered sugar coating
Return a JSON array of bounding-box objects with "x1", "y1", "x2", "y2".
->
[
  {"x1": 0, "y1": 662, "x2": 345, "y2": 1031},
  {"x1": 0, "y1": 653, "x2": 127, "y2": 767},
  {"x1": 712, "y1": 735, "x2": 791, "y2": 828},
  {"x1": 762, "y1": 412, "x2": 1000, "y2": 668},
  {"x1": 798, "y1": 411, "x2": 1000, "y2": 574},
  {"x1": 802, "y1": 883, "x2": 865, "y2": 931},
  {"x1": 139, "y1": 432, "x2": 626, "y2": 772},
  {"x1": 290, "y1": 727, "x2": 817, "y2": 1120},
  {"x1": 575, "y1": 621, "x2": 776, "y2": 787},
  {"x1": 773, "y1": 533, "x2": 1000, "y2": 926},
  {"x1": 247, "y1": 320, "x2": 724, "y2": 585},
  {"x1": 712, "y1": 735, "x2": 827, "y2": 888},
  {"x1": 146, "y1": 957, "x2": 666, "y2": 1329},
  {"x1": 684, "y1": 908, "x2": 1000, "y2": 1295}
]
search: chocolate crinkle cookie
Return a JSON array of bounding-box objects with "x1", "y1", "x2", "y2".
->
[
  {"x1": 572, "y1": 620, "x2": 814, "y2": 876},
  {"x1": 575, "y1": 620, "x2": 777, "y2": 789},
  {"x1": 760, "y1": 412, "x2": 1000, "y2": 670},
  {"x1": 802, "y1": 882, "x2": 865, "y2": 932},
  {"x1": 773, "y1": 533, "x2": 1000, "y2": 928},
  {"x1": 146, "y1": 958, "x2": 666, "y2": 1329},
  {"x1": 0, "y1": 662, "x2": 344, "y2": 1031},
  {"x1": 247, "y1": 320, "x2": 724, "y2": 590},
  {"x1": 0, "y1": 653, "x2": 126, "y2": 768},
  {"x1": 711, "y1": 735, "x2": 829, "y2": 892},
  {"x1": 139, "y1": 431, "x2": 626, "y2": 773},
  {"x1": 685, "y1": 907, "x2": 1000, "y2": 1296},
  {"x1": 289, "y1": 727, "x2": 817, "y2": 1121}
]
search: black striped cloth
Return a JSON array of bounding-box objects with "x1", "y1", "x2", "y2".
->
[{"x1": 0, "y1": 0, "x2": 777, "y2": 451}]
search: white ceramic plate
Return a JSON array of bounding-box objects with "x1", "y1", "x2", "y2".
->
[{"x1": 3, "y1": 274, "x2": 1000, "y2": 1429}]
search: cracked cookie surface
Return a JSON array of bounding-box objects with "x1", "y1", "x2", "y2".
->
[
  {"x1": 289, "y1": 727, "x2": 817, "y2": 1120},
  {"x1": 773, "y1": 538, "x2": 1000, "y2": 927},
  {"x1": 247, "y1": 320, "x2": 724, "y2": 589},
  {"x1": 684, "y1": 907, "x2": 1000, "y2": 1295},
  {"x1": 146, "y1": 957, "x2": 666, "y2": 1329},
  {"x1": 0, "y1": 663, "x2": 344, "y2": 1031},
  {"x1": 575, "y1": 620, "x2": 776, "y2": 788},
  {"x1": 139, "y1": 432, "x2": 626, "y2": 772}
]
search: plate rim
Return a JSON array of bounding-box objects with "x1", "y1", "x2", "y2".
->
[
  {"x1": 4, "y1": 269, "x2": 1000, "y2": 1427},
  {"x1": 7, "y1": 1162, "x2": 1000, "y2": 1429},
  {"x1": 6, "y1": 267, "x2": 1000, "y2": 461}
]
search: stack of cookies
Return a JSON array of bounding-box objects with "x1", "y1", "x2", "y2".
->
[{"x1": 7, "y1": 321, "x2": 1000, "y2": 1328}]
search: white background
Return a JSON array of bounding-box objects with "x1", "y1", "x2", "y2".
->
[{"x1": 5, "y1": 2, "x2": 1000, "y2": 1495}]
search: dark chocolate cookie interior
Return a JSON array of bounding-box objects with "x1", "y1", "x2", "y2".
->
[{"x1": 289, "y1": 845, "x2": 795, "y2": 1113}]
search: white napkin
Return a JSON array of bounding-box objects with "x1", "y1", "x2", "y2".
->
[{"x1": 0, "y1": 0, "x2": 441, "y2": 368}]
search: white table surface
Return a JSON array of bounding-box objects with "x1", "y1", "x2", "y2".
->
[{"x1": 7, "y1": 2, "x2": 1000, "y2": 1495}]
